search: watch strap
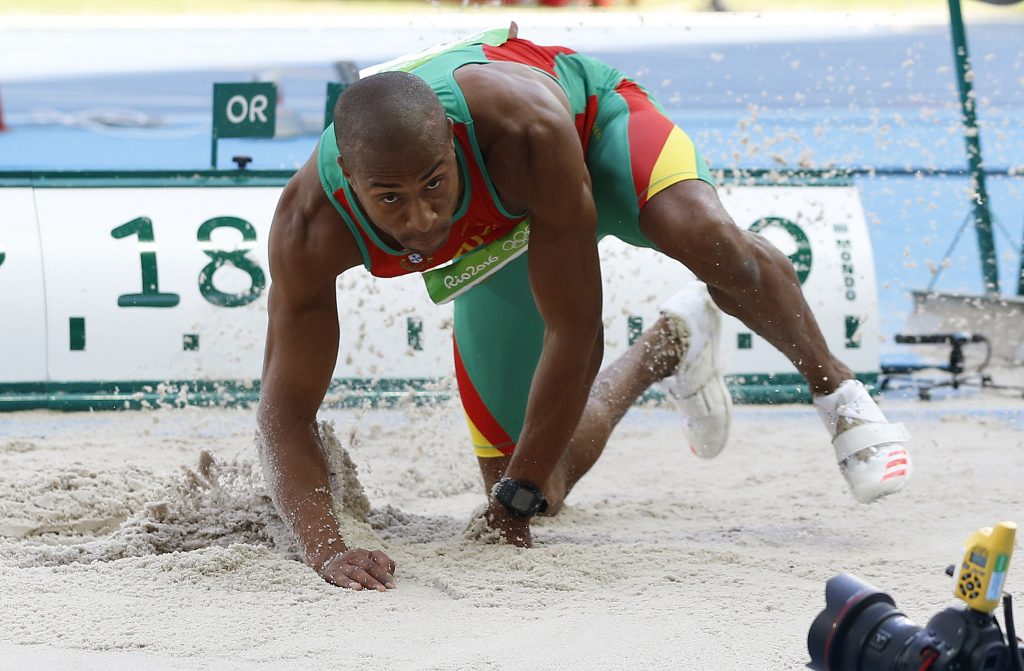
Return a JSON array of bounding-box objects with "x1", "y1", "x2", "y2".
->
[{"x1": 492, "y1": 477, "x2": 549, "y2": 517}]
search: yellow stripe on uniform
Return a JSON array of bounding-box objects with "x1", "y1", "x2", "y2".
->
[
  {"x1": 474, "y1": 445, "x2": 509, "y2": 458},
  {"x1": 646, "y1": 126, "x2": 700, "y2": 201},
  {"x1": 464, "y1": 409, "x2": 489, "y2": 445},
  {"x1": 465, "y1": 410, "x2": 506, "y2": 457}
]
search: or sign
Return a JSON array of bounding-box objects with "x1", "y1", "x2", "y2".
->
[
  {"x1": 210, "y1": 82, "x2": 277, "y2": 168},
  {"x1": 212, "y1": 83, "x2": 276, "y2": 139}
]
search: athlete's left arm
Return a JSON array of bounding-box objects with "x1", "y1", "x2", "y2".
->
[{"x1": 466, "y1": 67, "x2": 604, "y2": 526}]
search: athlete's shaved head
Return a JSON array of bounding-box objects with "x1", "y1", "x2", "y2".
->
[{"x1": 333, "y1": 71, "x2": 450, "y2": 171}]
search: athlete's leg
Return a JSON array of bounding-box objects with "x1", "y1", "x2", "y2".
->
[
  {"x1": 453, "y1": 254, "x2": 540, "y2": 495},
  {"x1": 638, "y1": 179, "x2": 852, "y2": 395},
  {"x1": 539, "y1": 316, "x2": 683, "y2": 512},
  {"x1": 455, "y1": 254, "x2": 683, "y2": 514},
  {"x1": 471, "y1": 317, "x2": 682, "y2": 513},
  {"x1": 638, "y1": 179, "x2": 912, "y2": 502},
  {"x1": 585, "y1": 73, "x2": 910, "y2": 503}
]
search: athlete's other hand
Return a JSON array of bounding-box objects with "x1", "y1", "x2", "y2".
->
[{"x1": 318, "y1": 549, "x2": 396, "y2": 591}]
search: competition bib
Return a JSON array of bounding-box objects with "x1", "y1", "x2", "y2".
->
[{"x1": 421, "y1": 220, "x2": 530, "y2": 304}]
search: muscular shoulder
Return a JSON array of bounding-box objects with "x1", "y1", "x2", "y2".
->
[
  {"x1": 454, "y1": 62, "x2": 584, "y2": 211},
  {"x1": 268, "y1": 153, "x2": 361, "y2": 303},
  {"x1": 455, "y1": 62, "x2": 571, "y2": 139}
]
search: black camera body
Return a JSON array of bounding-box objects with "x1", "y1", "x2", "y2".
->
[{"x1": 807, "y1": 573, "x2": 1024, "y2": 671}]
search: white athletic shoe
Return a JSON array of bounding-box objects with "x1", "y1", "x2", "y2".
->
[
  {"x1": 657, "y1": 283, "x2": 732, "y2": 459},
  {"x1": 813, "y1": 379, "x2": 912, "y2": 503}
]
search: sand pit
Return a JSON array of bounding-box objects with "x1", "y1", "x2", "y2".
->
[{"x1": 1, "y1": 395, "x2": 1022, "y2": 669}]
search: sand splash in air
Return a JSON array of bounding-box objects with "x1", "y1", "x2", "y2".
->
[{"x1": 1, "y1": 403, "x2": 1022, "y2": 669}]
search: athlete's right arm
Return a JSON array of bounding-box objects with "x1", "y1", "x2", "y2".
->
[{"x1": 257, "y1": 154, "x2": 396, "y2": 591}]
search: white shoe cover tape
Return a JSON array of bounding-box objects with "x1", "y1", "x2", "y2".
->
[{"x1": 833, "y1": 422, "x2": 912, "y2": 463}]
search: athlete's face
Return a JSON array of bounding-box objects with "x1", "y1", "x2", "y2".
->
[{"x1": 341, "y1": 121, "x2": 460, "y2": 256}]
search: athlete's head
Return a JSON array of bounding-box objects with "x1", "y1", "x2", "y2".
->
[{"x1": 334, "y1": 71, "x2": 459, "y2": 256}]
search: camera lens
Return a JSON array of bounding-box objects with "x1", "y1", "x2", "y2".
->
[{"x1": 808, "y1": 574, "x2": 925, "y2": 671}]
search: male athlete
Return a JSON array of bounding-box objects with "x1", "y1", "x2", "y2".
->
[{"x1": 257, "y1": 26, "x2": 912, "y2": 592}]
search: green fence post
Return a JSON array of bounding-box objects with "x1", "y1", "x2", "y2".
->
[{"x1": 947, "y1": 0, "x2": 999, "y2": 294}]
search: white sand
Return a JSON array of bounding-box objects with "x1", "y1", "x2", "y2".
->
[{"x1": 1, "y1": 394, "x2": 1023, "y2": 670}]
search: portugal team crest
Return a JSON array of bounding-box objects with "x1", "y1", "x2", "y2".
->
[{"x1": 400, "y1": 253, "x2": 434, "y2": 271}]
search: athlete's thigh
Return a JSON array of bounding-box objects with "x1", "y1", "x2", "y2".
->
[
  {"x1": 637, "y1": 176, "x2": 750, "y2": 282},
  {"x1": 586, "y1": 77, "x2": 716, "y2": 248},
  {"x1": 453, "y1": 252, "x2": 543, "y2": 461}
]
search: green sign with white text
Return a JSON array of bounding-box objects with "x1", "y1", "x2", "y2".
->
[
  {"x1": 211, "y1": 82, "x2": 277, "y2": 168},
  {"x1": 212, "y1": 83, "x2": 277, "y2": 139}
]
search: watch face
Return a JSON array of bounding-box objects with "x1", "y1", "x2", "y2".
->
[
  {"x1": 495, "y1": 478, "x2": 545, "y2": 517},
  {"x1": 510, "y1": 488, "x2": 536, "y2": 511}
]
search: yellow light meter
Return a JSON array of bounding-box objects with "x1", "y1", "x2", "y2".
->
[{"x1": 953, "y1": 521, "x2": 1016, "y2": 613}]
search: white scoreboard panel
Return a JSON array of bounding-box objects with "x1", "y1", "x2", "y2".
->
[
  {"x1": 0, "y1": 188, "x2": 47, "y2": 383},
  {"x1": 0, "y1": 172, "x2": 878, "y2": 408}
]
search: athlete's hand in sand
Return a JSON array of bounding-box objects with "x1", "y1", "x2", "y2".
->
[
  {"x1": 319, "y1": 549, "x2": 397, "y2": 591},
  {"x1": 485, "y1": 501, "x2": 533, "y2": 548}
]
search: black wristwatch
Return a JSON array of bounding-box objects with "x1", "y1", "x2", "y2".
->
[{"x1": 491, "y1": 477, "x2": 549, "y2": 517}]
